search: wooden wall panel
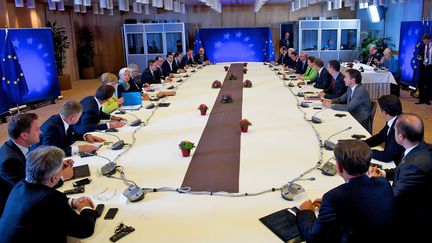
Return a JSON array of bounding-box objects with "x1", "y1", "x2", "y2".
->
[{"x1": 221, "y1": 5, "x2": 256, "y2": 28}]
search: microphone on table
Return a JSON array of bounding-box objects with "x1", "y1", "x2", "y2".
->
[
  {"x1": 311, "y1": 108, "x2": 329, "y2": 124},
  {"x1": 297, "y1": 84, "x2": 313, "y2": 97},
  {"x1": 120, "y1": 110, "x2": 142, "y2": 127},
  {"x1": 95, "y1": 130, "x2": 125, "y2": 150},
  {"x1": 322, "y1": 126, "x2": 352, "y2": 150},
  {"x1": 281, "y1": 177, "x2": 315, "y2": 201}
]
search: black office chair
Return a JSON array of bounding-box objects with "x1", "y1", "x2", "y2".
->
[{"x1": 368, "y1": 101, "x2": 378, "y2": 134}]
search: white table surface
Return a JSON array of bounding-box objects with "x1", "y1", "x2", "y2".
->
[{"x1": 66, "y1": 63, "x2": 394, "y2": 243}]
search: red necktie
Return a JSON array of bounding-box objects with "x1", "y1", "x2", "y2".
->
[
  {"x1": 426, "y1": 44, "x2": 430, "y2": 59},
  {"x1": 332, "y1": 78, "x2": 335, "y2": 90}
]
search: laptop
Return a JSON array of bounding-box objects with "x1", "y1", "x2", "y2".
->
[{"x1": 122, "y1": 92, "x2": 142, "y2": 109}]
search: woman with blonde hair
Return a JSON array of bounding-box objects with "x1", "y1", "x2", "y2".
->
[{"x1": 100, "y1": 72, "x2": 124, "y2": 114}]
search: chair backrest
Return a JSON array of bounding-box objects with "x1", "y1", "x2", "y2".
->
[{"x1": 368, "y1": 101, "x2": 378, "y2": 134}]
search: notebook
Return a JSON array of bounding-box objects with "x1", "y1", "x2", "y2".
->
[
  {"x1": 122, "y1": 92, "x2": 142, "y2": 107},
  {"x1": 71, "y1": 164, "x2": 91, "y2": 179}
]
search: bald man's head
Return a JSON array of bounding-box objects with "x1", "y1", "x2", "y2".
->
[{"x1": 395, "y1": 113, "x2": 424, "y2": 143}]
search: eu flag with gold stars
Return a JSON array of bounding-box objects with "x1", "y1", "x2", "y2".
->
[{"x1": 1, "y1": 30, "x2": 29, "y2": 105}]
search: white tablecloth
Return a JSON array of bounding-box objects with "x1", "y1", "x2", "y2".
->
[
  {"x1": 66, "y1": 63, "x2": 392, "y2": 243},
  {"x1": 341, "y1": 63, "x2": 397, "y2": 100}
]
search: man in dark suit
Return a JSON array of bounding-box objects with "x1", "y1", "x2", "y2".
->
[
  {"x1": 174, "y1": 52, "x2": 186, "y2": 72},
  {"x1": 0, "y1": 146, "x2": 97, "y2": 242},
  {"x1": 194, "y1": 47, "x2": 210, "y2": 65},
  {"x1": 279, "y1": 32, "x2": 293, "y2": 49},
  {"x1": 0, "y1": 114, "x2": 76, "y2": 216},
  {"x1": 297, "y1": 140, "x2": 395, "y2": 243},
  {"x1": 73, "y1": 85, "x2": 125, "y2": 134},
  {"x1": 415, "y1": 33, "x2": 432, "y2": 105},
  {"x1": 35, "y1": 101, "x2": 104, "y2": 157},
  {"x1": 365, "y1": 95, "x2": 405, "y2": 165},
  {"x1": 181, "y1": 49, "x2": 195, "y2": 67},
  {"x1": 311, "y1": 58, "x2": 332, "y2": 89},
  {"x1": 284, "y1": 49, "x2": 298, "y2": 69},
  {"x1": 363, "y1": 44, "x2": 382, "y2": 66},
  {"x1": 274, "y1": 46, "x2": 288, "y2": 66},
  {"x1": 323, "y1": 69, "x2": 371, "y2": 130},
  {"x1": 127, "y1": 63, "x2": 144, "y2": 92},
  {"x1": 368, "y1": 113, "x2": 432, "y2": 242},
  {"x1": 294, "y1": 52, "x2": 308, "y2": 74},
  {"x1": 0, "y1": 113, "x2": 41, "y2": 216},
  {"x1": 161, "y1": 52, "x2": 177, "y2": 77},
  {"x1": 319, "y1": 60, "x2": 347, "y2": 99},
  {"x1": 142, "y1": 59, "x2": 163, "y2": 85}
]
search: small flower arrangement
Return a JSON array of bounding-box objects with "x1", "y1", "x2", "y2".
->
[
  {"x1": 229, "y1": 73, "x2": 237, "y2": 80},
  {"x1": 221, "y1": 93, "x2": 233, "y2": 103},
  {"x1": 243, "y1": 62, "x2": 248, "y2": 67},
  {"x1": 179, "y1": 140, "x2": 196, "y2": 150},
  {"x1": 239, "y1": 119, "x2": 252, "y2": 133},
  {"x1": 198, "y1": 104, "x2": 208, "y2": 111},
  {"x1": 224, "y1": 66, "x2": 229, "y2": 71},
  {"x1": 198, "y1": 104, "x2": 208, "y2": 115},
  {"x1": 179, "y1": 140, "x2": 195, "y2": 157},
  {"x1": 212, "y1": 80, "x2": 222, "y2": 88},
  {"x1": 243, "y1": 67, "x2": 248, "y2": 74},
  {"x1": 243, "y1": 79, "x2": 252, "y2": 88},
  {"x1": 239, "y1": 119, "x2": 252, "y2": 127}
]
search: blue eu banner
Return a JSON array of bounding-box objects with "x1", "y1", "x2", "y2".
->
[
  {"x1": 199, "y1": 27, "x2": 275, "y2": 62},
  {"x1": 1, "y1": 30, "x2": 29, "y2": 105},
  {"x1": 193, "y1": 29, "x2": 202, "y2": 55}
]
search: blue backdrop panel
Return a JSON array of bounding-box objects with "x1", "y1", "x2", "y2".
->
[
  {"x1": 198, "y1": 27, "x2": 275, "y2": 62},
  {"x1": 0, "y1": 28, "x2": 60, "y2": 108},
  {"x1": 399, "y1": 21, "x2": 432, "y2": 87}
]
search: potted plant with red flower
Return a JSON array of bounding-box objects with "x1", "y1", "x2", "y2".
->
[
  {"x1": 229, "y1": 73, "x2": 237, "y2": 80},
  {"x1": 212, "y1": 80, "x2": 222, "y2": 88},
  {"x1": 198, "y1": 104, "x2": 208, "y2": 115},
  {"x1": 221, "y1": 93, "x2": 233, "y2": 103},
  {"x1": 243, "y1": 67, "x2": 248, "y2": 74},
  {"x1": 224, "y1": 66, "x2": 229, "y2": 71},
  {"x1": 243, "y1": 62, "x2": 248, "y2": 67},
  {"x1": 239, "y1": 119, "x2": 252, "y2": 133},
  {"x1": 178, "y1": 140, "x2": 196, "y2": 157},
  {"x1": 243, "y1": 79, "x2": 252, "y2": 88}
]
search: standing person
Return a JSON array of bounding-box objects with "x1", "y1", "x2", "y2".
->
[
  {"x1": 416, "y1": 33, "x2": 432, "y2": 105},
  {"x1": 297, "y1": 140, "x2": 395, "y2": 243},
  {"x1": 368, "y1": 113, "x2": 432, "y2": 242},
  {"x1": 365, "y1": 95, "x2": 405, "y2": 165},
  {"x1": 280, "y1": 32, "x2": 293, "y2": 49},
  {"x1": 322, "y1": 69, "x2": 371, "y2": 130},
  {"x1": 0, "y1": 146, "x2": 98, "y2": 242}
]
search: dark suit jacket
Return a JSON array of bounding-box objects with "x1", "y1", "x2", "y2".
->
[
  {"x1": 193, "y1": 53, "x2": 208, "y2": 64},
  {"x1": 297, "y1": 175, "x2": 395, "y2": 243},
  {"x1": 384, "y1": 141, "x2": 432, "y2": 241},
  {"x1": 181, "y1": 55, "x2": 194, "y2": 66},
  {"x1": 331, "y1": 83, "x2": 371, "y2": 129},
  {"x1": 277, "y1": 53, "x2": 289, "y2": 65},
  {"x1": 35, "y1": 115, "x2": 83, "y2": 157},
  {"x1": 284, "y1": 56, "x2": 297, "y2": 68},
  {"x1": 364, "y1": 52, "x2": 382, "y2": 66},
  {"x1": 74, "y1": 96, "x2": 111, "y2": 134},
  {"x1": 313, "y1": 67, "x2": 332, "y2": 90},
  {"x1": 175, "y1": 59, "x2": 184, "y2": 69},
  {"x1": 365, "y1": 119, "x2": 404, "y2": 165},
  {"x1": 0, "y1": 140, "x2": 25, "y2": 216},
  {"x1": 279, "y1": 38, "x2": 293, "y2": 49},
  {"x1": 128, "y1": 77, "x2": 142, "y2": 93},
  {"x1": 141, "y1": 68, "x2": 162, "y2": 85},
  {"x1": 161, "y1": 60, "x2": 175, "y2": 77},
  {"x1": 295, "y1": 60, "x2": 308, "y2": 74},
  {"x1": 0, "y1": 181, "x2": 97, "y2": 243},
  {"x1": 324, "y1": 72, "x2": 347, "y2": 99}
]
